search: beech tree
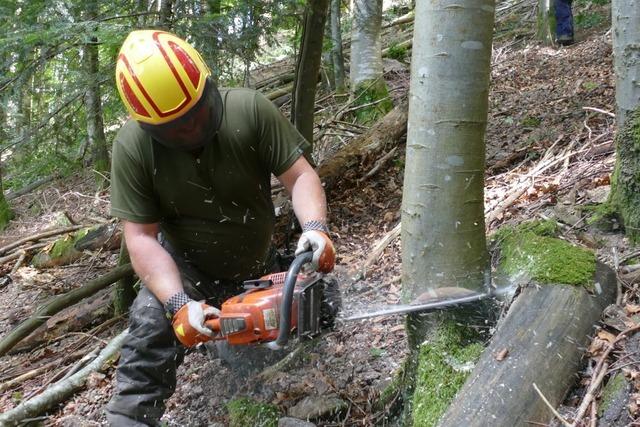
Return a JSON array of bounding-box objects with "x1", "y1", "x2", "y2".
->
[
  {"x1": 349, "y1": 0, "x2": 392, "y2": 121},
  {"x1": 400, "y1": 0, "x2": 495, "y2": 424},
  {"x1": 330, "y1": 0, "x2": 346, "y2": 94}
]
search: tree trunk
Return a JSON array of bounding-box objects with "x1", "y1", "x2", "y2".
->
[
  {"x1": 400, "y1": 0, "x2": 494, "y2": 424},
  {"x1": 350, "y1": 0, "x2": 384, "y2": 89},
  {"x1": 612, "y1": 0, "x2": 640, "y2": 129},
  {"x1": 0, "y1": 101, "x2": 13, "y2": 230},
  {"x1": 83, "y1": 1, "x2": 110, "y2": 189},
  {"x1": 349, "y1": 0, "x2": 392, "y2": 121},
  {"x1": 610, "y1": 107, "x2": 640, "y2": 241},
  {"x1": 291, "y1": 0, "x2": 330, "y2": 146},
  {"x1": 330, "y1": 0, "x2": 346, "y2": 94},
  {"x1": 537, "y1": 0, "x2": 556, "y2": 45},
  {"x1": 157, "y1": 0, "x2": 174, "y2": 28},
  {"x1": 440, "y1": 263, "x2": 617, "y2": 426}
]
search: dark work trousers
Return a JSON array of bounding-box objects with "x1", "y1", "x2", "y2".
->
[
  {"x1": 555, "y1": 0, "x2": 574, "y2": 37},
  {"x1": 106, "y1": 242, "x2": 279, "y2": 426}
]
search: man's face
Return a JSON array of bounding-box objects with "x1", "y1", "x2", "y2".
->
[{"x1": 140, "y1": 79, "x2": 223, "y2": 152}]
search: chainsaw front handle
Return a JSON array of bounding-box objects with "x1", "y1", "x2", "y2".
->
[{"x1": 266, "y1": 251, "x2": 313, "y2": 350}]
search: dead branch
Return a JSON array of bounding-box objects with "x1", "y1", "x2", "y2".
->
[
  {"x1": 0, "y1": 329, "x2": 128, "y2": 426},
  {"x1": 570, "y1": 362, "x2": 609, "y2": 426},
  {"x1": 0, "y1": 349, "x2": 87, "y2": 393},
  {"x1": 0, "y1": 242, "x2": 49, "y2": 266},
  {"x1": 0, "y1": 263, "x2": 133, "y2": 356},
  {"x1": 359, "y1": 147, "x2": 399, "y2": 183},
  {"x1": 532, "y1": 382, "x2": 572, "y2": 427},
  {"x1": 359, "y1": 222, "x2": 401, "y2": 278},
  {"x1": 5, "y1": 174, "x2": 60, "y2": 201},
  {"x1": 0, "y1": 225, "x2": 86, "y2": 256}
]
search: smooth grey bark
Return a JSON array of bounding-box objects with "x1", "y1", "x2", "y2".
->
[
  {"x1": 536, "y1": 0, "x2": 555, "y2": 44},
  {"x1": 291, "y1": 0, "x2": 330, "y2": 146},
  {"x1": 349, "y1": 0, "x2": 384, "y2": 90},
  {"x1": 330, "y1": 0, "x2": 346, "y2": 93},
  {"x1": 612, "y1": 0, "x2": 640, "y2": 128},
  {"x1": 401, "y1": 0, "x2": 494, "y2": 298},
  {"x1": 83, "y1": 1, "x2": 110, "y2": 189}
]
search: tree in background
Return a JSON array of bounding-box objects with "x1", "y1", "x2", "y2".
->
[
  {"x1": 610, "y1": 0, "x2": 640, "y2": 241},
  {"x1": 400, "y1": 0, "x2": 494, "y2": 424},
  {"x1": 537, "y1": 0, "x2": 556, "y2": 45},
  {"x1": 83, "y1": 0, "x2": 110, "y2": 189},
  {"x1": 349, "y1": 0, "x2": 393, "y2": 122},
  {"x1": 291, "y1": 0, "x2": 330, "y2": 146},
  {"x1": 330, "y1": 0, "x2": 346, "y2": 94}
]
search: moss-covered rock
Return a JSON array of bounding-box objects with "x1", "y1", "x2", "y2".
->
[
  {"x1": 610, "y1": 107, "x2": 640, "y2": 242},
  {"x1": 226, "y1": 397, "x2": 280, "y2": 427},
  {"x1": 494, "y1": 220, "x2": 596, "y2": 287},
  {"x1": 411, "y1": 321, "x2": 484, "y2": 426}
]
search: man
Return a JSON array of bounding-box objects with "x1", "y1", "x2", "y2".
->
[
  {"x1": 106, "y1": 30, "x2": 335, "y2": 426},
  {"x1": 555, "y1": 0, "x2": 574, "y2": 46}
]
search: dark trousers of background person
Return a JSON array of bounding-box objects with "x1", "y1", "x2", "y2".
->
[{"x1": 555, "y1": 0, "x2": 574, "y2": 43}]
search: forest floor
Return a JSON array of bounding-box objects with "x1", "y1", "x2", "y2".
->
[{"x1": 1, "y1": 9, "x2": 635, "y2": 427}]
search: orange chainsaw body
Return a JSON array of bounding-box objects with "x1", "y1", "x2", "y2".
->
[{"x1": 205, "y1": 271, "x2": 322, "y2": 345}]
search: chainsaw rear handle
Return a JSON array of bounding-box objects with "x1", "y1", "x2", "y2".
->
[{"x1": 267, "y1": 251, "x2": 313, "y2": 350}]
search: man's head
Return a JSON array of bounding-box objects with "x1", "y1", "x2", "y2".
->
[{"x1": 116, "y1": 30, "x2": 222, "y2": 151}]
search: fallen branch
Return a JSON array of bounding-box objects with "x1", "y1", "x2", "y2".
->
[
  {"x1": 0, "y1": 329, "x2": 128, "y2": 426},
  {"x1": 359, "y1": 222, "x2": 401, "y2": 278},
  {"x1": 570, "y1": 362, "x2": 609, "y2": 426},
  {"x1": 0, "y1": 225, "x2": 86, "y2": 256},
  {"x1": 0, "y1": 263, "x2": 134, "y2": 356},
  {"x1": 0, "y1": 242, "x2": 48, "y2": 266},
  {"x1": 5, "y1": 174, "x2": 60, "y2": 201},
  {"x1": 532, "y1": 382, "x2": 571, "y2": 427}
]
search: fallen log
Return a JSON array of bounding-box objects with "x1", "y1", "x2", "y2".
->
[
  {"x1": 0, "y1": 225, "x2": 86, "y2": 256},
  {"x1": 0, "y1": 329, "x2": 128, "y2": 426},
  {"x1": 0, "y1": 263, "x2": 133, "y2": 356},
  {"x1": 318, "y1": 98, "x2": 408, "y2": 191},
  {"x1": 438, "y1": 262, "x2": 617, "y2": 426},
  {"x1": 9, "y1": 290, "x2": 112, "y2": 354},
  {"x1": 5, "y1": 174, "x2": 60, "y2": 201}
]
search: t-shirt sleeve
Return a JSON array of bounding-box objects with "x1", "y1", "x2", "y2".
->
[
  {"x1": 253, "y1": 91, "x2": 313, "y2": 175},
  {"x1": 110, "y1": 127, "x2": 161, "y2": 223}
]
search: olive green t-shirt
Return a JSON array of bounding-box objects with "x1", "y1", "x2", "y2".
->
[{"x1": 110, "y1": 88, "x2": 310, "y2": 280}]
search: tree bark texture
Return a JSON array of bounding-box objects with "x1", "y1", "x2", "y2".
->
[
  {"x1": 612, "y1": 0, "x2": 640, "y2": 129},
  {"x1": 350, "y1": 0, "x2": 384, "y2": 89},
  {"x1": 611, "y1": 108, "x2": 640, "y2": 241},
  {"x1": 292, "y1": 0, "x2": 330, "y2": 146},
  {"x1": 439, "y1": 262, "x2": 617, "y2": 426},
  {"x1": 401, "y1": 0, "x2": 494, "y2": 297},
  {"x1": 330, "y1": 0, "x2": 346, "y2": 93}
]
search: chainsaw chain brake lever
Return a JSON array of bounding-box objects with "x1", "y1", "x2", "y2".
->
[{"x1": 266, "y1": 251, "x2": 313, "y2": 350}]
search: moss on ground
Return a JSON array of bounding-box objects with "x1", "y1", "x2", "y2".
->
[
  {"x1": 31, "y1": 227, "x2": 90, "y2": 267},
  {"x1": 352, "y1": 79, "x2": 393, "y2": 124},
  {"x1": 226, "y1": 397, "x2": 280, "y2": 427},
  {"x1": 494, "y1": 220, "x2": 596, "y2": 287},
  {"x1": 411, "y1": 321, "x2": 484, "y2": 426}
]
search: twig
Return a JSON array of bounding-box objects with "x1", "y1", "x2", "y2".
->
[
  {"x1": 582, "y1": 107, "x2": 615, "y2": 118},
  {"x1": 570, "y1": 362, "x2": 608, "y2": 426},
  {"x1": 10, "y1": 250, "x2": 27, "y2": 274},
  {"x1": 0, "y1": 242, "x2": 48, "y2": 265},
  {"x1": 533, "y1": 383, "x2": 571, "y2": 427},
  {"x1": 359, "y1": 222, "x2": 401, "y2": 278},
  {"x1": 359, "y1": 147, "x2": 398, "y2": 183}
]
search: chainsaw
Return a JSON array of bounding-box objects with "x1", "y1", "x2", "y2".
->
[
  {"x1": 202, "y1": 252, "x2": 506, "y2": 349},
  {"x1": 203, "y1": 251, "x2": 340, "y2": 349}
]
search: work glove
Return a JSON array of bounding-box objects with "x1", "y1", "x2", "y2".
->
[
  {"x1": 296, "y1": 230, "x2": 336, "y2": 273},
  {"x1": 168, "y1": 292, "x2": 220, "y2": 347}
]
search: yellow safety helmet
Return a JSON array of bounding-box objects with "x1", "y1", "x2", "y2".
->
[{"x1": 115, "y1": 30, "x2": 211, "y2": 125}]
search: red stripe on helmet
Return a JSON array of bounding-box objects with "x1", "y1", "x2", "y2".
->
[
  {"x1": 119, "y1": 54, "x2": 164, "y2": 118},
  {"x1": 152, "y1": 31, "x2": 192, "y2": 117},
  {"x1": 119, "y1": 71, "x2": 151, "y2": 118},
  {"x1": 168, "y1": 41, "x2": 201, "y2": 88}
]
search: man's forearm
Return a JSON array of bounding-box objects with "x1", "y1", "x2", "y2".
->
[
  {"x1": 125, "y1": 227, "x2": 184, "y2": 304},
  {"x1": 289, "y1": 170, "x2": 328, "y2": 227}
]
